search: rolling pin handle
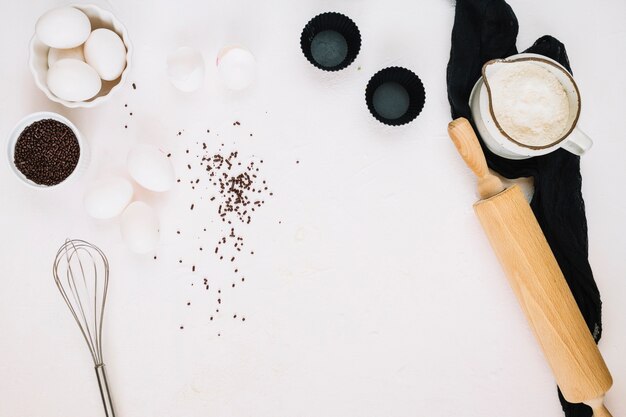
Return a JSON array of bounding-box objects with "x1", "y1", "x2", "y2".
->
[
  {"x1": 585, "y1": 397, "x2": 612, "y2": 417},
  {"x1": 593, "y1": 405, "x2": 612, "y2": 417},
  {"x1": 447, "y1": 118, "x2": 504, "y2": 199}
]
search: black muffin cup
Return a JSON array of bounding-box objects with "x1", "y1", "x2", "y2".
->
[
  {"x1": 300, "y1": 12, "x2": 361, "y2": 71},
  {"x1": 365, "y1": 67, "x2": 425, "y2": 126}
]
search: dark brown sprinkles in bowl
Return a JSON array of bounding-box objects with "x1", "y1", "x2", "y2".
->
[{"x1": 14, "y1": 119, "x2": 80, "y2": 186}]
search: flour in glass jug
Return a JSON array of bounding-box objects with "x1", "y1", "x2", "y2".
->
[{"x1": 488, "y1": 62, "x2": 569, "y2": 147}]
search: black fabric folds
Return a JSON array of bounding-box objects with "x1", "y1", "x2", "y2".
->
[{"x1": 446, "y1": 1, "x2": 601, "y2": 416}]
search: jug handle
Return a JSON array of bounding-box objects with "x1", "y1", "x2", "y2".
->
[{"x1": 562, "y1": 127, "x2": 593, "y2": 156}]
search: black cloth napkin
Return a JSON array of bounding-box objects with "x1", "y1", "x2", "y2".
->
[{"x1": 446, "y1": 1, "x2": 602, "y2": 416}]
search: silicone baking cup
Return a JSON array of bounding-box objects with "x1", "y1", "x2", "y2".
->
[
  {"x1": 365, "y1": 67, "x2": 425, "y2": 126},
  {"x1": 300, "y1": 12, "x2": 361, "y2": 71}
]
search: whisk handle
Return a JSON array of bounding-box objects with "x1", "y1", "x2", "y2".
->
[{"x1": 95, "y1": 364, "x2": 116, "y2": 417}]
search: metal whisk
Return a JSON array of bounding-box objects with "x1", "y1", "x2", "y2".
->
[{"x1": 53, "y1": 239, "x2": 115, "y2": 417}]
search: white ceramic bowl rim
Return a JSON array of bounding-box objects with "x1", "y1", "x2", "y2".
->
[
  {"x1": 7, "y1": 111, "x2": 85, "y2": 189},
  {"x1": 28, "y1": 3, "x2": 133, "y2": 108}
]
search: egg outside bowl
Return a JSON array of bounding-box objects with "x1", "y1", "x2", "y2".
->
[
  {"x1": 7, "y1": 112, "x2": 89, "y2": 190},
  {"x1": 28, "y1": 4, "x2": 132, "y2": 108}
]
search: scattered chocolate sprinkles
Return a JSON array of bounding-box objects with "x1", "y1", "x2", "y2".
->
[{"x1": 161, "y1": 125, "x2": 275, "y2": 334}]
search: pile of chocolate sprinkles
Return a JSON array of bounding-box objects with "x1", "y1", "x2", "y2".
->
[
  {"x1": 203, "y1": 150, "x2": 270, "y2": 228},
  {"x1": 13, "y1": 119, "x2": 80, "y2": 186}
]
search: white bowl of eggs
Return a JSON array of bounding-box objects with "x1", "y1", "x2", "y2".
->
[{"x1": 29, "y1": 4, "x2": 132, "y2": 108}]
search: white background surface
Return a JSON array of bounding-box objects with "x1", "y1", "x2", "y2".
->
[{"x1": 1, "y1": 1, "x2": 625, "y2": 416}]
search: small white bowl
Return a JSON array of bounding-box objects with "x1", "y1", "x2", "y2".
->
[
  {"x1": 7, "y1": 112, "x2": 89, "y2": 189},
  {"x1": 29, "y1": 4, "x2": 132, "y2": 108}
]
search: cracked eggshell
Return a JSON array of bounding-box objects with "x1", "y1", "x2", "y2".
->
[
  {"x1": 167, "y1": 47, "x2": 205, "y2": 92},
  {"x1": 216, "y1": 46, "x2": 256, "y2": 91}
]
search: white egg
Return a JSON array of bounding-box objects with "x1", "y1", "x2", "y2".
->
[
  {"x1": 36, "y1": 7, "x2": 91, "y2": 49},
  {"x1": 120, "y1": 201, "x2": 159, "y2": 254},
  {"x1": 47, "y1": 59, "x2": 102, "y2": 102},
  {"x1": 48, "y1": 45, "x2": 85, "y2": 68},
  {"x1": 84, "y1": 29, "x2": 127, "y2": 81},
  {"x1": 84, "y1": 177, "x2": 133, "y2": 219},
  {"x1": 127, "y1": 145, "x2": 175, "y2": 192},
  {"x1": 167, "y1": 47, "x2": 205, "y2": 92},
  {"x1": 216, "y1": 47, "x2": 256, "y2": 91}
]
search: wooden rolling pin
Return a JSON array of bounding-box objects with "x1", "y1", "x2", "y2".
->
[{"x1": 448, "y1": 118, "x2": 613, "y2": 417}]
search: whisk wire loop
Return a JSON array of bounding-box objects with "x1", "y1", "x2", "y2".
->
[{"x1": 53, "y1": 239, "x2": 114, "y2": 417}]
